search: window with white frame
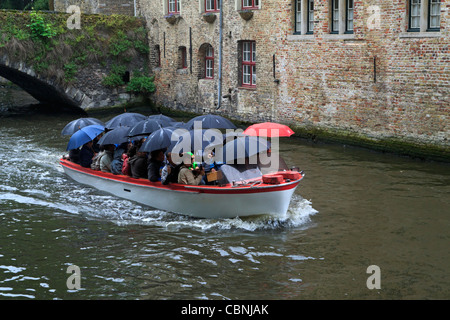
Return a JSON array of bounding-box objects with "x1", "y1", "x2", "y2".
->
[
  {"x1": 205, "y1": 45, "x2": 214, "y2": 79},
  {"x1": 168, "y1": 0, "x2": 180, "y2": 14},
  {"x1": 331, "y1": 0, "x2": 339, "y2": 33},
  {"x1": 294, "y1": 0, "x2": 314, "y2": 34},
  {"x1": 329, "y1": 0, "x2": 353, "y2": 34},
  {"x1": 428, "y1": 0, "x2": 441, "y2": 30},
  {"x1": 206, "y1": 0, "x2": 220, "y2": 11},
  {"x1": 295, "y1": 0, "x2": 302, "y2": 33},
  {"x1": 408, "y1": 0, "x2": 441, "y2": 32},
  {"x1": 239, "y1": 41, "x2": 256, "y2": 87},
  {"x1": 307, "y1": 0, "x2": 314, "y2": 33},
  {"x1": 242, "y1": 0, "x2": 259, "y2": 9},
  {"x1": 409, "y1": 0, "x2": 421, "y2": 30},
  {"x1": 346, "y1": 0, "x2": 353, "y2": 32}
]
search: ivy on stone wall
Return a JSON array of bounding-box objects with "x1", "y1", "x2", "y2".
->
[{"x1": 0, "y1": 10, "x2": 151, "y2": 94}]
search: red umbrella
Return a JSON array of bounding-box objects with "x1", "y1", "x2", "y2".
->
[{"x1": 243, "y1": 122, "x2": 295, "y2": 137}]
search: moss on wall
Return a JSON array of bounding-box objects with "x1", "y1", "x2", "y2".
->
[{"x1": 0, "y1": 10, "x2": 149, "y2": 86}]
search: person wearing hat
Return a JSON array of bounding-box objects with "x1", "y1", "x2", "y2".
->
[{"x1": 177, "y1": 152, "x2": 205, "y2": 185}]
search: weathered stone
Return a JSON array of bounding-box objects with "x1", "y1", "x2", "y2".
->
[{"x1": 51, "y1": 0, "x2": 450, "y2": 157}]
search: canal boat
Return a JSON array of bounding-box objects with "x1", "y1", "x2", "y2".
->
[{"x1": 59, "y1": 158, "x2": 304, "y2": 219}]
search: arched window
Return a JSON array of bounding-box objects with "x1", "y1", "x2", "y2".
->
[
  {"x1": 198, "y1": 43, "x2": 214, "y2": 79},
  {"x1": 205, "y1": 45, "x2": 214, "y2": 79}
]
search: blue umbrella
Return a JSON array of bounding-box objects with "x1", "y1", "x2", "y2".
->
[
  {"x1": 61, "y1": 117, "x2": 105, "y2": 136},
  {"x1": 105, "y1": 112, "x2": 147, "y2": 129},
  {"x1": 185, "y1": 114, "x2": 237, "y2": 130},
  {"x1": 98, "y1": 126, "x2": 131, "y2": 145},
  {"x1": 66, "y1": 124, "x2": 105, "y2": 151},
  {"x1": 140, "y1": 127, "x2": 181, "y2": 153}
]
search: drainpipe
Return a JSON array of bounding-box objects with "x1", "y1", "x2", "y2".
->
[{"x1": 216, "y1": 0, "x2": 223, "y2": 110}]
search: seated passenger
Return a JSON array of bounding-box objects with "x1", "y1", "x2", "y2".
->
[
  {"x1": 147, "y1": 149, "x2": 165, "y2": 182},
  {"x1": 129, "y1": 151, "x2": 148, "y2": 179},
  {"x1": 178, "y1": 153, "x2": 205, "y2": 186},
  {"x1": 202, "y1": 150, "x2": 223, "y2": 184},
  {"x1": 69, "y1": 148, "x2": 80, "y2": 164},
  {"x1": 111, "y1": 142, "x2": 127, "y2": 175},
  {"x1": 100, "y1": 144, "x2": 115, "y2": 172},
  {"x1": 79, "y1": 141, "x2": 95, "y2": 168},
  {"x1": 161, "y1": 152, "x2": 182, "y2": 185}
]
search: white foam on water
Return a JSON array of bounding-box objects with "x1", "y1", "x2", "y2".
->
[
  {"x1": 0, "y1": 129, "x2": 318, "y2": 232},
  {"x1": 107, "y1": 194, "x2": 318, "y2": 232}
]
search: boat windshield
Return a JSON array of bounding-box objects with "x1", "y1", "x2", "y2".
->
[
  {"x1": 217, "y1": 155, "x2": 290, "y2": 184},
  {"x1": 218, "y1": 163, "x2": 262, "y2": 184}
]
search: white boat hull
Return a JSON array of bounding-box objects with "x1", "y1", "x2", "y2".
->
[{"x1": 60, "y1": 159, "x2": 302, "y2": 219}]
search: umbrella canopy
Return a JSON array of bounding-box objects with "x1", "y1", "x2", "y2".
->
[
  {"x1": 169, "y1": 121, "x2": 187, "y2": 129},
  {"x1": 148, "y1": 114, "x2": 176, "y2": 126},
  {"x1": 127, "y1": 119, "x2": 163, "y2": 137},
  {"x1": 140, "y1": 127, "x2": 181, "y2": 153},
  {"x1": 221, "y1": 136, "x2": 270, "y2": 163},
  {"x1": 105, "y1": 112, "x2": 147, "y2": 129},
  {"x1": 185, "y1": 114, "x2": 237, "y2": 130},
  {"x1": 97, "y1": 126, "x2": 131, "y2": 146},
  {"x1": 243, "y1": 122, "x2": 294, "y2": 137},
  {"x1": 61, "y1": 117, "x2": 105, "y2": 136},
  {"x1": 171, "y1": 129, "x2": 224, "y2": 155},
  {"x1": 66, "y1": 124, "x2": 105, "y2": 151}
]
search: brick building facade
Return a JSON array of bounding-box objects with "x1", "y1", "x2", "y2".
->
[
  {"x1": 53, "y1": 0, "x2": 136, "y2": 16},
  {"x1": 54, "y1": 0, "x2": 450, "y2": 151}
]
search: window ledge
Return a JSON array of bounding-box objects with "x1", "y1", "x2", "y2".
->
[
  {"x1": 399, "y1": 32, "x2": 441, "y2": 39},
  {"x1": 238, "y1": 86, "x2": 257, "y2": 91},
  {"x1": 286, "y1": 34, "x2": 315, "y2": 41},
  {"x1": 322, "y1": 33, "x2": 355, "y2": 41},
  {"x1": 176, "y1": 68, "x2": 189, "y2": 75}
]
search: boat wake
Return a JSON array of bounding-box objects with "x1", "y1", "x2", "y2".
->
[{"x1": 74, "y1": 193, "x2": 318, "y2": 232}]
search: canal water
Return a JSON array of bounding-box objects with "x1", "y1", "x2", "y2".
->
[{"x1": 0, "y1": 86, "x2": 449, "y2": 300}]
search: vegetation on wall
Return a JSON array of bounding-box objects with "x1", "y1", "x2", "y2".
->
[
  {"x1": 0, "y1": 10, "x2": 154, "y2": 95},
  {"x1": 0, "y1": 0, "x2": 49, "y2": 11}
]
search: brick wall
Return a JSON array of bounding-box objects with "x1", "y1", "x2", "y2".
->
[
  {"x1": 57, "y1": 0, "x2": 450, "y2": 150},
  {"x1": 139, "y1": 0, "x2": 449, "y2": 149},
  {"x1": 54, "y1": 0, "x2": 135, "y2": 16}
]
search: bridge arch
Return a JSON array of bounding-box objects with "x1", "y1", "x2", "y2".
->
[
  {"x1": 0, "y1": 10, "x2": 151, "y2": 113},
  {"x1": 0, "y1": 54, "x2": 89, "y2": 111}
]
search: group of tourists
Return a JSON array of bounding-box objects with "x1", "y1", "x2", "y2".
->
[{"x1": 66, "y1": 135, "x2": 221, "y2": 186}]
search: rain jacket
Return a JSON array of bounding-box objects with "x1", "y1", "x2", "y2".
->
[
  {"x1": 100, "y1": 150, "x2": 113, "y2": 172},
  {"x1": 177, "y1": 167, "x2": 203, "y2": 185}
]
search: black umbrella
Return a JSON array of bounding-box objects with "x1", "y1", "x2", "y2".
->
[
  {"x1": 221, "y1": 136, "x2": 270, "y2": 163},
  {"x1": 127, "y1": 119, "x2": 163, "y2": 137},
  {"x1": 61, "y1": 117, "x2": 105, "y2": 136},
  {"x1": 171, "y1": 129, "x2": 221, "y2": 154},
  {"x1": 139, "y1": 127, "x2": 181, "y2": 153},
  {"x1": 148, "y1": 114, "x2": 176, "y2": 126},
  {"x1": 105, "y1": 112, "x2": 147, "y2": 129},
  {"x1": 185, "y1": 114, "x2": 237, "y2": 130},
  {"x1": 97, "y1": 126, "x2": 131, "y2": 145},
  {"x1": 169, "y1": 121, "x2": 187, "y2": 129}
]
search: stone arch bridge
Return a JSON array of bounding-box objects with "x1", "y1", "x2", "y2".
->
[{"x1": 0, "y1": 10, "x2": 150, "y2": 112}]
